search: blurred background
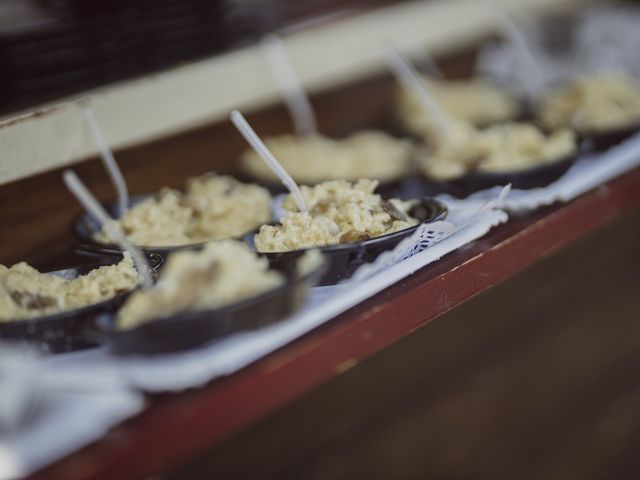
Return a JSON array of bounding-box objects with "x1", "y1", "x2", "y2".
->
[
  {"x1": 0, "y1": 0, "x2": 404, "y2": 114},
  {"x1": 1, "y1": 1, "x2": 640, "y2": 479}
]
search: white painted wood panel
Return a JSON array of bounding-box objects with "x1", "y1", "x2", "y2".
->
[{"x1": 0, "y1": 0, "x2": 590, "y2": 185}]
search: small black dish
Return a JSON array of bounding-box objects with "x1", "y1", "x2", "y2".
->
[
  {"x1": 248, "y1": 197, "x2": 447, "y2": 286},
  {"x1": 580, "y1": 122, "x2": 640, "y2": 152},
  {"x1": 533, "y1": 79, "x2": 640, "y2": 153},
  {"x1": 0, "y1": 255, "x2": 160, "y2": 354},
  {"x1": 101, "y1": 256, "x2": 326, "y2": 355},
  {"x1": 71, "y1": 194, "x2": 255, "y2": 259},
  {"x1": 420, "y1": 152, "x2": 578, "y2": 199}
]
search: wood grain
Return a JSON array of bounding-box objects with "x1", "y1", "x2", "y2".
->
[{"x1": 169, "y1": 204, "x2": 640, "y2": 480}]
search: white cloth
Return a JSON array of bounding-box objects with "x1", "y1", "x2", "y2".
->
[{"x1": 0, "y1": 348, "x2": 144, "y2": 480}]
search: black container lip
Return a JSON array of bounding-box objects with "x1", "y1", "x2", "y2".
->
[
  {"x1": 103, "y1": 256, "x2": 327, "y2": 355},
  {"x1": 73, "y1": 235, "x2": 233, "y2": 258},
  {"x1": 0, "y1": 256, "x2": 151, "y2": 327},
  {"x1": 460, "y1": 151, "x2": 578, "y2": 183},
  {"x1": 578, "y1": 122, "x2": 640, "y2": 151},
  {"x1": 111, "y1": 257, "x2": 325, "y2": 331},
  {"x1": 421, "y1": 149, "x2": 579, "y2": 195},
  {"x1": 71, "y1": 192, "x2": 259, "y2": 256},
  {"x1": 250, "y1": 197, "x2": 448, "y2": 260}
]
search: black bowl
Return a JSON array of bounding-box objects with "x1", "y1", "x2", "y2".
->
[
  {"x1": 580, "y1": 122, "x2": 640, "y2": 152},
  {"x1": 248, "y1": 197, "x2": 447, "y2": 286},
  {"x1": 420, "y1": 152, "x2": 578, "y2": 199},
  {"x1": 71, "y1": 193, "x2": 256, "y2": 258},
  {"x1": 0, "y1": 254, "x2": 161, "y2": 354},
  {"x1": 101, "y1": 256, "x2": 326, "y2": 355}
]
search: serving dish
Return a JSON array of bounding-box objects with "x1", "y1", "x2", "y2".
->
[
  {"x1": 101, "y1": 255, "x2": 326, "y2": 355},
  {"x1": 420, "y1": 152, "x2": 578, "y2": 198},
  {"x1": 580, "y1": 122, "x2": 640, "y2": 152},
  {"x1": 72, "y1": 194, "x2": 257, "y2": 258},
  {"x1": 248, "y1": 197, "x2": 447, "y2": 285},
  {"x1": 0, "y1": 254, "x2": 161, "y2": 354}
]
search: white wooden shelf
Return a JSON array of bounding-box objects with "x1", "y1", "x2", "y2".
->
[{"x1": 0, "y1": 0, "x2": 590, "y2": 186}]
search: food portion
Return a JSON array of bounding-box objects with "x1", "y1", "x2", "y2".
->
[
  {"x1": 241, "y1": 132, "x2": 413, "y2": 185},
  {"x1": 117, "y1": 240, "x2": 286, "y2": 329},
  {"x1": 101, "y1": 189, "x2": 193, "y2": 247},
  {"x1": 254, "y1": 179, "x2": 418, "y2": 253},
  {"x1": 421, "y1": 123, "x2": 577, "y2": 181},
  {"x1": 538, "y1": 72, "x2": 640, "y2": 134},
  {"x1": 0, "y1": 254, "x2": 139, "y2": 321},
  {"x1": 397, "y1": 77, "x2": 519, "y2": 141},
  {"x1": 95, "y1": 173, "x2": 272, "y2": 247}
]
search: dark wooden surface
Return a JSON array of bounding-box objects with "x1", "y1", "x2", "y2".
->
[
  {"x1": 171, "y1": 203, "x2": 640, "y2": 480},
  {"x1": 32, "y1": 169, "x2": 640, "y2": 480}
]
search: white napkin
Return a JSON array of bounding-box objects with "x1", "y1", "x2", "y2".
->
[{"x1": 0, "y1": 344, "x2": 144, "y2": 479}]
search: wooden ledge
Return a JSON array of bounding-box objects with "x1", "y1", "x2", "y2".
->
[{"x1": 33, "y1": 166, "x2": 640, "y2": 480}]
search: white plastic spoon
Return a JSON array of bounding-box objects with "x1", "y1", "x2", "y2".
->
[
  {"x1": 63, "y1": 170, "x2": 153, "y2": 289},
  {"x1": 261, "y1": 34, "x2": 318, "y2": 136},
  {"x1": 230, "y1": 110, "x2": 307, "y2": 212},
  {"x1": 83, "y1": 104, "x2": 130, "y2": 217},
  {"x1": 385, "y1": 45, "x2": 451, "y2": 137}
]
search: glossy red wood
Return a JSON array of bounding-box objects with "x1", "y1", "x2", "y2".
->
[{"x1": 32, "y1": 166, "x2": 640, "y2": 480}]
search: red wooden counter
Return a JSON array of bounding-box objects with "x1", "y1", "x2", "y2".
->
[{"x1": 31, "y1": 166, "x2": 640, "y2": 480}]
